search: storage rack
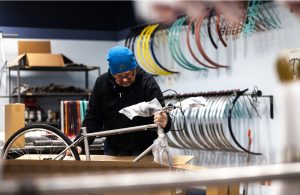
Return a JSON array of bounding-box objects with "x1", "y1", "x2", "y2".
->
[
  {"x1": 8, "y1": 65, "x2": 100, "y2": 103},
  {"x1": 8, "y1": 65, "x2": 100, "y2": 127}
]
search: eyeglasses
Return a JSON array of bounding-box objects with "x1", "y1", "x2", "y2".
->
[{"x1": 113, "y1": 70, "x2": 135, "y2": 81}]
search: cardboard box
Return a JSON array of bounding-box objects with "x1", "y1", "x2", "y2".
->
[
  {"x1": 206, "y1": 184, "x2": 239, "y2": 195},
  {"x1": 10, "y1": 41, "x2": 73, "y2": 67},
  {"x1": 4, "y1": 103, "x2": 25, "y2": 147},
  {"x1": 174, "y1": 162, "x2": 239, "y2": 195},
  {"x1": 18, "y1": 41, "x2": 51, "y2": 54}
]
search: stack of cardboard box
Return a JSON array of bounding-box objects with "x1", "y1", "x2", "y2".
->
[{"x1": 10, "y1": 41, "x2": 72, "y2": 67}]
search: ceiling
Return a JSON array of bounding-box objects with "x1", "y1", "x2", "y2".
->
[{"x1": 0, "y1": 1, "x2": 141, "y2": 31}]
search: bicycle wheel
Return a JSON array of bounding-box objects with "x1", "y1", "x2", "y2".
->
[{"x1": 2, "y1": 124, "x2": 80, "y2": 160}]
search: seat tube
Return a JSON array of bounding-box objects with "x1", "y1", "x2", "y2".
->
[{"x1": 82, "y1": 127, "x2": 91, "y2": 161}]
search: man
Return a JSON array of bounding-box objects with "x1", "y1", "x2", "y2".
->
[{"x1": 75, "y1": 46, "x2": 171, "y2": 156}]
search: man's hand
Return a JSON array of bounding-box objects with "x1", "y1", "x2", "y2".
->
[
  {"x1": 66, "y1": 146, "x2": 82, "y2": 156},
  {"x1": 154, "y1": 111, "x2": 168, "y2": 128}
]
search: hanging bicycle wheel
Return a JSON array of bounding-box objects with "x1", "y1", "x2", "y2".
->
[{"x1": 2, "y1": 124, "x2": 80, "y2": 160}]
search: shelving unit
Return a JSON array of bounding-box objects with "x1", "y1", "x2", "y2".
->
[
  {"x1": 8, "y1": 65, "x2": 100, "y2": 103},
  {"x1": 8, "y1": 65, "x2": 100, "y2": 127}
]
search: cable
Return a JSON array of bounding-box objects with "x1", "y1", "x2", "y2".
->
[
  {"x1": 186, "y1": 17, "x2": 218, "y2": 69},
  {"x1": 174, "y1": 17, "x2": 207, "y2": 71},
  {"x1": 168, "y1": 17, "x2": 206, "y2": 71},
  {"x1": 137, "y1": 25, "x2": 173, "y2": 75},
  {"x1": 227, "y1": 89, "x2": 262, "y2": 155},
  {"x1": 195, "y1": 9, "x2": 229, "y2": 68},
  {"x1": 242, "y1": 0, "x2": 261, "y2": 36},
  {"x1": 149, "y1": 25, "x2": 179, "y2": 74},
  {"x1": 141, "y1": 25, "x2": 160, "y2": 74},
  {"x1": 169, "y1": 113, "x2": 176, "y2": 127},
  {"x1": 216, "y1": 12, "x2": 228, "y2": 47},
  {"x1": 136, "y1": 25, "x2": 157, "y2": 75},
  {"x1": 142, "y1": 24, "x2": 172, "y2": 75},
  {"x1": 169, "y1": 19, "x2": 194, "y2": 71},
  {"x1": 162, "y1": 89, "x2": 186, "y2": 132},
  {"x1": 208, "y1": 8, "x2": 218, "y2": 49},
  {"x1": 125, "y1": 29, "x2": 134, "y2": 48},
  {"x1": 131, "y1": 27, "x2": 144, "y2": 55}
]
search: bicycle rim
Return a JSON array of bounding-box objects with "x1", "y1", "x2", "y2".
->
[{"x1": 2, "y1": 125, "x2": 80, "y2": 161}]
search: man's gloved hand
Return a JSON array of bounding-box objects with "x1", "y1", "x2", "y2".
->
[
  {"x1": 66, "y1": 146, "x2": 82, "y2": 156},
  {"x1": 154, "y1": 111, "x2": 168, "y2": 128}
]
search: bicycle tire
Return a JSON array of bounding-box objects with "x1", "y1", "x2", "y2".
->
[{"x1": 2, "y1": 124, "x2": 80, "y2": 161}]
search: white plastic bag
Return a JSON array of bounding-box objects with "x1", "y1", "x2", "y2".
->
[
  {"x1": 152, "y1": 126, "x2": 173, "y2": 167},
  {"x1": 119, "y1": 98, "x2": 162, "y2": 119},
  {"x1": 175, "y1": 96, "x2": 207, "y2": 111}
]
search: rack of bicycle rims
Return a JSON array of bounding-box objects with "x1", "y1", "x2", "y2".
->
[{"x1": 164, "y1": 88, "x2": 273, "y2": 155}]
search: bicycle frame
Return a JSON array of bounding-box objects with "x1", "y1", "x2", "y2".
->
[
  {"x1": 54, "y1": 104, "x2": 181, "y2": 168},
  {"x1": 53, "y1": 124, "x2": 158, "y2": 160}
]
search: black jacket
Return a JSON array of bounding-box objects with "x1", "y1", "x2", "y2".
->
[{"x1": 78, "y1": 68, "x2": 171, "y2": 155}]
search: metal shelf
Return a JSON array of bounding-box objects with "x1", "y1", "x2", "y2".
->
[
  {"x1": 26, "y1": 121, "x2": 60, "y2": 126},
  {"x1": 8, "y1": 65, "x2": 100, "y2": 72},
  {"x1": 11, "y1": 92, "x2": 91, "y2": 97},
  {"x1": 8, "y1": 65, "x2": 100, "y2": 103}
]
